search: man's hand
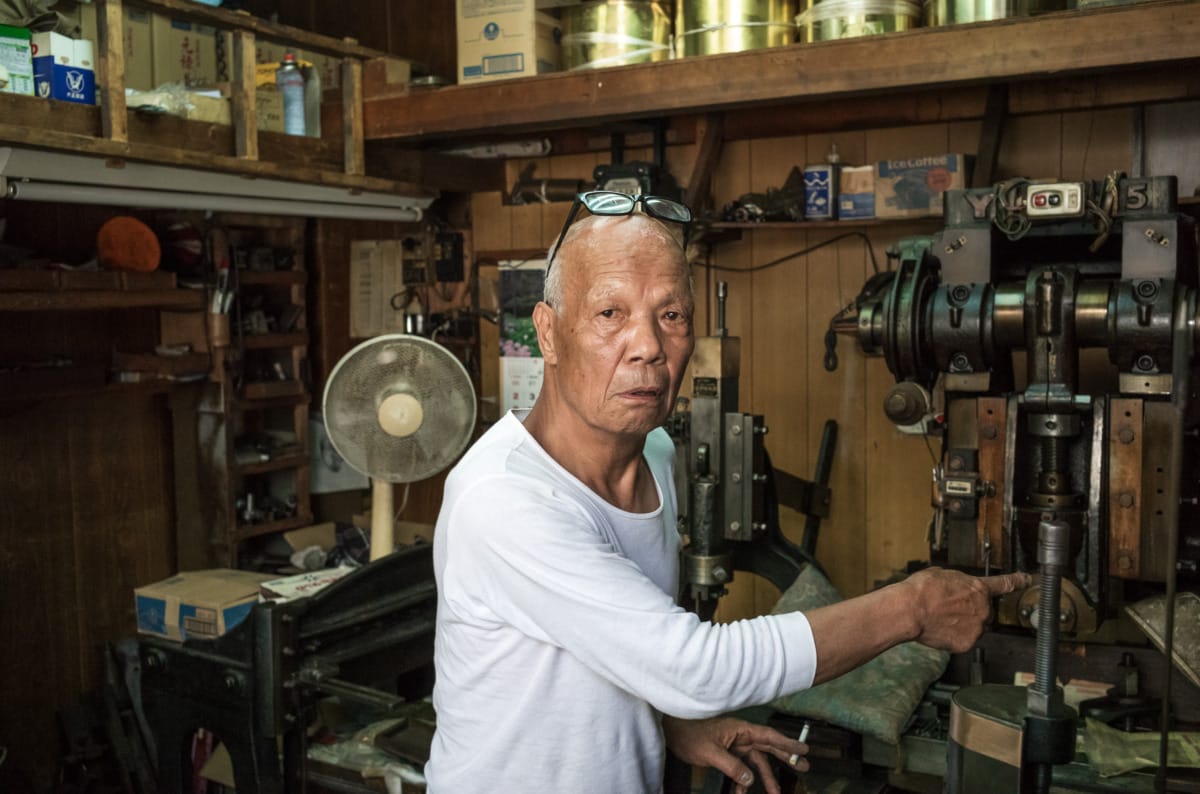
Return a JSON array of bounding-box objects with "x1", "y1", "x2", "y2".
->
[
  {"x1": 806, "y1": 568, "x2": 1032, "y2": 684},
  {"x1": 662, "y1": 715, "x2": 807, "y2": 794},
  {"x1": 903, "y1": 568, "x2": 1031, "y2": 653}
]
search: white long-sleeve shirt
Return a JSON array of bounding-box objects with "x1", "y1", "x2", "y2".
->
[{"x1": 426, "y1": 410, "x2": 817, "y2": 793}]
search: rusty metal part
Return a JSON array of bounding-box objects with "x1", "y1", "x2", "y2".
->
[
  {"x1": 998, "y1": 576, "x2": 1098, "y2": 636},
  {"x1": 977, "y1": 396, "x2": 1009, "y2": 570},
  {"x1": 1108, "y1": 398, "x2": 1143, "y2": 578}
]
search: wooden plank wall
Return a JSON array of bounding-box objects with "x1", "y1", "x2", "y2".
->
[
  {"x1": 470, "y1": 107, "x2": 1135, "y2": 619},
  {"x1": 0, "y1": 201, "x2": 177, "y2": 790},
  {"x1": 242, "y1": 0, "x2": 458, "y2": 80}
]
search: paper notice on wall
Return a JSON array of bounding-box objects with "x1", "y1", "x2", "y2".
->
[
  {"x1": 349, "y1": 240, "x2": 406, "y2": 338},
  {"x1": 501, "y1": 355, "x2": 544, "y2": 412},
  {"x1": 498, "y1": 258, "x2": 546, "y2": 412}
]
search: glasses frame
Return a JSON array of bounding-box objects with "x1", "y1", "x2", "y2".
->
[{"x1": 545, "y1": 190, "x2": 693, "y2": 276}]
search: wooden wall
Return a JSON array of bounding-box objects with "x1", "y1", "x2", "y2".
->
[
  {"x1": 0, "y1": 198, "x2": 179, "y2": 790},
  {"x1": 240, "y1": 0, "x2": 458, "y2": 80},
  {"x1": 470, "y1": 106, "x2": 1137, "y2": 619}
]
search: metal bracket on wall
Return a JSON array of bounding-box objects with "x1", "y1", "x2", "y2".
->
[{"x1": 972, "y1": 84, "x2": 1009, "y2": 189}]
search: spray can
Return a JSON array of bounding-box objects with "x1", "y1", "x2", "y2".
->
[{"x1": 276, "y1": 53, "x2": 306, "y2": 137}]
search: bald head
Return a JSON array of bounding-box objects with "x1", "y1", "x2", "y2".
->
[{"x1": 544, "y1": 213, "x2": 689, "y2": 311}]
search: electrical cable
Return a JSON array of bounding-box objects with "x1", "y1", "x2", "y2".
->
[{"x1": 699, "y1": 231, "x2": 882, "y2": 275}]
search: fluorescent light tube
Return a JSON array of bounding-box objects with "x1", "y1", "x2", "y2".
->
[{"x1": 5, "y1": 180, "x2": 423, "y2": 222}]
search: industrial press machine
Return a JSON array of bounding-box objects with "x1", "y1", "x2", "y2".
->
[{"x1": 837, "y1": 174, "x2": 1199, "y2": 791}]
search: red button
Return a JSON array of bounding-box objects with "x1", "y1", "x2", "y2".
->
[{"x1": 1033, "y1": 194, "x2": 1047, "y2": 207}]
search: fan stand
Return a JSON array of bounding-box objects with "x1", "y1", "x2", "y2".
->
[{"x1": 370, "y1": 478, "x2": 395, "y2": 561}]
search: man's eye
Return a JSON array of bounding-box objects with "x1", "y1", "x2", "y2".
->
[
  {"x1": 599, "y1": 309, "x2": 616, "y2": 318},
  {"x1": 665, "y1": 311, "x2": 680, "y2": 321}
]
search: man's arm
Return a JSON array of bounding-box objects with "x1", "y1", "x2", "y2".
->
[{"x1": 804, "y1": 568, "x2": 1031, "y2": 685}]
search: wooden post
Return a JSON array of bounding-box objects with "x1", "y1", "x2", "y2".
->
[
  {"x1": 343, "y1": 57, "x2": 365, "y2": 176},
  {"x1": 685, "y1": 113, "x2": 724, "y2": 212},
  {"x1": 96, "y1": 0, "x2": 128, "y2": 142},
  {"x1": 232, "y1": 30, "x2": 259, "y2": 160}
]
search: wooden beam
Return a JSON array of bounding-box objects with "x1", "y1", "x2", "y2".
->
[
  {"x1": 342, "y1": 57, "x2": 365, "y2": 176},
  {"x1": 363, "y1": 1, "x2": 1200, "y2": 142},
  {"x1": 124, "y1": 0, "x2": 393, "y2": 60},
  {"x1": 0, "y1": 116, "x2": 431, "y2": 196},
  {"x1": 96, "y1": 0, "x2": 127, "y2": 143},
  {"x1": 684, "y1": 113, "x2": 724, "y2": 211},
  {"x1": 232, "y1": 30, "x2": 258, "y2": 161},
  {"x1": 0, "y1": 290, "x2": 203, "y2": 311}
]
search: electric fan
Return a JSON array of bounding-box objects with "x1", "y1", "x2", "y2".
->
[{"x1": 323, "y1": 334, "x2": 477, "y2": 560}]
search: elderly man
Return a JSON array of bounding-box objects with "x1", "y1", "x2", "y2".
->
[{"x1": 427, "y1": 193, "x2": 1028, "y2": 793}]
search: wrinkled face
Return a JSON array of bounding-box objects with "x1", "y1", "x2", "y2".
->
[{"x1": 536, "y1": 215, "x2": 695, "y2": 440}]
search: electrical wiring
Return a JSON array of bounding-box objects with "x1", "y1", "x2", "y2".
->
[{"x1": 697, "y1": 230, "x2": 882, "y2": 275}]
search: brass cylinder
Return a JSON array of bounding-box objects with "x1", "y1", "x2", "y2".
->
[
  {"x1": 676, "y1": 0, "x2": 797, "y2": 57},
  {"x1": 561, "y1": 1, "x2": 672, "y2": 70},
  {"x1": 796, "y1": 0, "x2": 921, "y2": 43},
  {"x1": 923, "y1": 0, "x2": 1066, "y2": 26}
]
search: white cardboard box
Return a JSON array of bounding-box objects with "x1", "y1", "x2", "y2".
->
[{"x1": 456, "y1": 1, "x2": 560, "y2": 84}]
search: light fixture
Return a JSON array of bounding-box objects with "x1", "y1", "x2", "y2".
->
[{"x1": 0, "y1": 146, "x2": 432, "y2": 221}]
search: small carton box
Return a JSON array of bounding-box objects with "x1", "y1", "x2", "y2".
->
[
  {"x1": 875, "y1": 154, "x2": 973, "y2": 218},
  {"x1": 456, "y1": 0, "x2": 560, "y2": 84},
  {"x1": 0, "y1": 24, "x2": 34, "y2": 96},
  {"x1": 75, "y1": 3, "x2": 153, "y2": 90},
  {"x1": 151, "y1": 14, "x2": 224, "y2": 88},
  {"x1": 135, "y1": 569, "x2": 274, "y2": 642},
  {"x1": 803, "y1": 162, "x2": 839, "y2": 220},
  {"x1": 838, "y1": 165, "x2": 875, "y2": 220},
  {"x1": 32, "y1": 32, "x2": 95, "y2": 104}
]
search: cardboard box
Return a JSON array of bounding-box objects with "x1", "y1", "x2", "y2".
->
[
  {"x1": 32, "y1": 32, "x2": 95, "y2": 104},
  {"x1": 135, "y1": 569, "x2": 274, "y2": 642},
  {"x1": 875, "y1": 154, "x2": 973, "y2": 218},
  {"x1": 838, "y1": 165, "x2": 875, "y2": 220},
  {"x1": 456, "y1": 1, "x2": 560, "y2": 84},
  {"x1": 74, "y1": 3, "x2": 153, "y2": 91},
  {"x1": 151, "y1": 15, "x2": 226, "y2": 88},
  {"x1": 0, "y1": 24, "x2": 34, "y2": 96}
]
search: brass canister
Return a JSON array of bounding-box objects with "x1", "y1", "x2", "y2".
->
[
  {"x1": 796, "y1": 0, "x2": 920, "y2": 43},
  {"x1": 922, "y1": 0, "x2": 1065, "y2": 25},
  {"x1": 676, "y1": 0, "x2": 797, "y2": 57},
  {"x1": 561, "y1": 1, "x2": 672, "y2": 70}
]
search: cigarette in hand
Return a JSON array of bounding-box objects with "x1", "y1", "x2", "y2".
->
[{"x1": 789, "y1": 722, "x2": 811, "y2": 767}]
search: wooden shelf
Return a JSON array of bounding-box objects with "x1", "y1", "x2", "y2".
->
[
  {"x1": 363, "y1": 1, "x2": 1200, "y2": 144},
  {"x1": 239, "y1": 271, "x2": 307, "y2": 286},
  {"x1": 0, "y1": 289, "x2": 204, "y2": 312},
  {"x1": 241, "y1": 380, "x2": 306, "y2": 400},
  {"x1": 708, "y1": 216, "x2": 944, "y2": 230},
  {"x1": 237, "y1": 453, "x2": 310, "y2": 476},
  {"x1": 234, "y1": 513, "x2": 313, "y2": 542},
  {"x1": 242, "y1": 332, "x2": 309, "y2": 349},
  {"x1": 0, "y1": 378, "x2": 179, "y2": 403}
]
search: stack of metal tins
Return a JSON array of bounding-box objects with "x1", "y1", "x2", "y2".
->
[
  {"x1": 560, "y1": 1, "x2": 672, "y2": 70},
  {"x1": 675, "y1": 0, "x2": 797, "y2": 57},
  {"x1": 795, "y1": 0, "x2": 921, "y2": 42},
  {"x1": 923, "y1": 0, "x2": 1064, "y2": 26}
]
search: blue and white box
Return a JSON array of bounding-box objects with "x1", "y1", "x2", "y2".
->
[
  {"x1": 32, "y1": 31, "x2": 94, "y2": 105},
  {"x1": 804, "y1": 163, "x2": 839, "y2": 220}
]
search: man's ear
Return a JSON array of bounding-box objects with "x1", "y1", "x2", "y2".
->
[{"x1": 532, "y1": 301, "x2": 558, "y2": 365}]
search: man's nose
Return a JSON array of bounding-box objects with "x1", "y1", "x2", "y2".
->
[{"x1": 626, "y1": 313, "x2": 666, "y2": 363}]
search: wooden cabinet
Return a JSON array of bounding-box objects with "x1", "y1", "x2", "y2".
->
[{"x1": 180, "y1": 214, "x2": 314, "y2": 568}]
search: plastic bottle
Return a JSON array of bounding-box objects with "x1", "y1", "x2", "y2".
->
[{"x1": 277, "y1": 53, "x2": 306, "y2": 137}]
